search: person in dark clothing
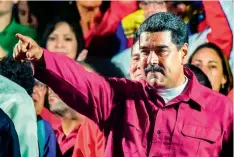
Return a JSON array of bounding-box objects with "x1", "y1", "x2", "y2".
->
[{"x1": 0, "y1": 108, "x2": 20, "y2": 157}]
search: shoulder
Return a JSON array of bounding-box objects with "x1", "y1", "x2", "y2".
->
[
  {"x1": 121, "y1": 9, "x2": 144, "y2": 31},
  {"x1": 41, "y1": 118, "x2": 55, "y2": 133},
  {"x1": 0, "y1": 108, "x2": 14, "y2": 132},
  {"x1": 200, "y1": 86, "x2": 232, "y2": 116},
  {"x1": 10, "y1": 21, "x2": 37, "y2": 38}
]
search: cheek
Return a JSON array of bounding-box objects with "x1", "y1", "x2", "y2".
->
[
  {"x1": 46, "y1": 42, "x2": 56, "y2": 51},
  {"x1": 31, "y1": 16, "x2": 38, "y2": 25},
  {"x1": 67, "y1": 43, "x2": 78, "y2": 58},
  {"x1": 19, "y1": 14, "x2": 28, "y2": 22},
  {"x1": 208, "y1": 70, "x2": 223, "y2": 83},
  {"x1": 130, "y1": 62, "x2": 137, "y2": 74}
]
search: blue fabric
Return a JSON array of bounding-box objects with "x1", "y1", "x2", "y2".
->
[
  {"x1": 37, "y1": 116, "x2": 57, "y2": 157},
  {"x1": 37, "y1": 117, "x2": 46, "y2": 157},
  {"x1": 0, "y1": 108, "x2": 20, "y2": 157},
  {"x1": 115, "y1": 23, "x2": 128, "y2": 54},
  {"x1": 111, "y1": 48, "x2": 131, "y2": 78}
]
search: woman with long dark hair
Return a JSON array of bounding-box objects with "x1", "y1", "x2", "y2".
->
[{"x1": 188, "y1": 42, "x2": 233, "y2": 95}]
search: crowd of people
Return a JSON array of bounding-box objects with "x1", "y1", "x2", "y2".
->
[{"x1": 0, "y1": 0, "x2": 233, "y2": 157}]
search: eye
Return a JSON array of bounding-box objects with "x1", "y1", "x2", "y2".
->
[
  {"x1": 193, "y1": 63, "x2": 201, "y2": 68},
  {"x1": 209, "y1": 65, "x2": 217, "y2": 69},
  {"x1": 65, "y1": 37, "x2": 72, "y2": 41},
  {"x1": 140, "y1": 50, "x2": 150, "y2": 56},
  {"x1": 156, "y1": 48, "x2": 169, "y2": 56},
  {"x1": 48, "y1": 36, "x2": 56, "y2": 41},
  {"x1": 132, "y1": 56, "x2": 139, "y2": 61},
  {"x1": 160, "y1": 48, "x2": 168, "y2": 53},
  {"x1": 19, "y1": 10, "x2": 26, "y2": 16}
]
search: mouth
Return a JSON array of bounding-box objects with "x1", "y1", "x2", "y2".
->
[
  {"x1": 135, "y1": 73, "x2": 145, "y2": 80},
  {"x1": 55, "y1": 51, "x2": 68, "y2": 56},
  {"x1": 48, "y1": 95, "x2": 58, "y2": 104},
  {"x1": 147, "y1": 71, "x2": 163, "y2": 79}
]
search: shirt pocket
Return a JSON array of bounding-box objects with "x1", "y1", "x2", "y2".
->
[
  {"x1": 181, "y1": 124, "x2": 222, "y2": 157},
  {"x1": 122, "y1": 120, "x2": 143, "y2": 154}
]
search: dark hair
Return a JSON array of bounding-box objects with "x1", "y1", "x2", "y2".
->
[
  {"x1": 134, "y1": 12, "x2": 188, "y2": 49},
  {"x1": 13, "y1": 1, "x2": 60, "y2": 40},
  {"x1": 84, "y1": 57, "x2": 125, "y2": 78},
  {"x1": 0, "y1": 57, "x2": 35, "y2": 95},
  {"x1": 185, "y1": 64, "x2": 212, "y2": 89},
  {"x1": 188, "y1": 42, "x2": 233, "y2": 95},
  {"x1": 41, "y1": 17, "x2": 84, "y2": 60}
]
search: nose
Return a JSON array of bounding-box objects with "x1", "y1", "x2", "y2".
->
[
  {"x1": 200, "y1": 65, "x2": 209, "y2": 75},
  {"x1": 147, "y1": 51, "x2": 159, "y2": 65},
  {"x1": 55, "y1": 39, "x2": 64, "y2": 49}
]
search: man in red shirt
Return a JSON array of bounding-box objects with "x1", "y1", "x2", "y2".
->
[
  {"x1": 48, "y1": 87, "x2": 104, "y2": 157},
  {"x1": 14, "y1": 12, "x2": 233, "y2": 157}
]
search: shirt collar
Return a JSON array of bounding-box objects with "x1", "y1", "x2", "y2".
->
[
  {"x1": 54, "y1": 123, "x2": 81, "y2": 137},
  {"x1": 145, "y1": 67, "x2": 208, "y2": 109},
  {"x1": 181, "y1": 67, "x2": 208, "y2": 109}
]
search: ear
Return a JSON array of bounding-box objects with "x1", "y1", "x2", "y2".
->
[
  {"x1": 180, "y1": 43, "x2": 188, "y2": 65},
  {"x1": 221, "y1": 75, "x2": 227, "y2": 85}
]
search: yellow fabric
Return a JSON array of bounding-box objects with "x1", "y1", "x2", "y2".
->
[{"x1": 121, "y1": 9, "x2": 145, "y2": 38}]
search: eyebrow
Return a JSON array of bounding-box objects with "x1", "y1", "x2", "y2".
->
[
  {"x1": 64, "y1": 34, "x2": 72, "y2": 36},
  {"x1": 131, "y1": 53, "x2": 140, "y2": 57},
  {"x1": 193, "y1": 60, "x2": 218, "y2": 64},
  {"x1": 208, "y1": 61, "x2": 218, "y2": 64},
  {"x1": 139, "y1": 45, "x2": 169, "y2": 49}
]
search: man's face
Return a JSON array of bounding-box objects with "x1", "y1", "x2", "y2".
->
[
  {"x1": 139, "y1": 31, "x2": 187, "y2": 88},
  {"x1": 48, "y1": 87, "x2": 69, "y2": 116},
  {"x1": 130, "y1": 41, "x2": 145, "y2": 81},
  {"x1": 0, "y1": 1, "x2": 13, "y2": 16}
]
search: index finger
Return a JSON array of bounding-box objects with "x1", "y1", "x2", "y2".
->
[{"x1": 16, "y1": 33, "x2": 30, "y2": 46}]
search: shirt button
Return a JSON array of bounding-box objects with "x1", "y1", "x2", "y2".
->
[
  {"x1": 148, "y1": 141, "x2": 152, "y2": 149},
  {"x1": 161, "y1": 107, "x2": 166, "y2": 111},
  {"x1": 157, "y1": 130, "x2": 161, "y2": 134}
]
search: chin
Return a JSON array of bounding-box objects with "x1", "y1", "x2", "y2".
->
[{"x1": 148, "y1": 79, "x2": 164, "y2": 88}]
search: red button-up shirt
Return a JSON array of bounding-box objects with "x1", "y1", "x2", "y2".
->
[
  {"x1": 54, "y1": 117, "x2": 104, "y2": 157},
  {"x1": 40, "y1": 107, "x2": 61, "y2": 129},
  {"x1": 35, "y1": 50, "x2": 233, "y2": 157}
]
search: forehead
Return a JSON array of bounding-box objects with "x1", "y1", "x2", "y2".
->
[
  {"x1": 132, "y1": 41, "x2": 140, "y2": 55},
  {"x1": 139, "y1": 31, "x2": 172, "y2": 48},
  {"x1": 193, "y1": 48, "x2": 222, "y2": 62},
  {"x1": 18, "y1": 1, "x2": 28, "y2": 9},
  {"x1": 53, "y1": 22, "x2": 74, "y2": 34}
]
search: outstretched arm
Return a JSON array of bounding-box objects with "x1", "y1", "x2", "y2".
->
[{"x1": 13, "y1": 34, "x2": 141, "y2": 125}]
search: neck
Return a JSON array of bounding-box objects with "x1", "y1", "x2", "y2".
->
[
  {"x1": 158, "y1": 69, "x2": 186, "y2": 89},
  {"x1": 171, "y1": 72, "x2": 186, "y2": 88},
  {"x1": 61, "y1": 110, "x2": 84, "y2": 136},
  {"x1": 0, "y1": 12, "x2": 12, "y2": 32},
  {"x1": 77, "y1": 4, "x2": 100, "y2": 34}
]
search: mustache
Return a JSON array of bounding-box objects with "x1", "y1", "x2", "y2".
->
[{"x1": 144, "y1": 65, "x2": 164, "y2": 74}]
